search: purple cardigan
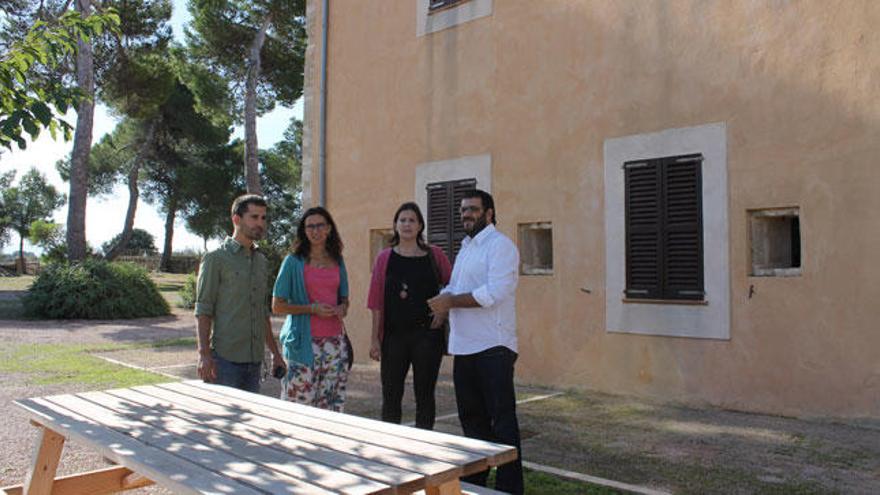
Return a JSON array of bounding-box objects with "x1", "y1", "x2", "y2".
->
[{"x1": 367, "y1": 245, "x2": 452, "y2": 343}]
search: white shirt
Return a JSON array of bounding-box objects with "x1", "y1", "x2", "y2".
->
[{"x1": 443, "y1": 224, "x2": 519, "y2": 355}]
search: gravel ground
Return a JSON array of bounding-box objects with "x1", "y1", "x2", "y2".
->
[{"x1": 0, "y1": 315, "x2": 196, "y2": 494}]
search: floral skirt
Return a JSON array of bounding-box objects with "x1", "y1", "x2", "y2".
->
[{"x1": 281, "y1": 334, "x2": 350, "y2": 412}]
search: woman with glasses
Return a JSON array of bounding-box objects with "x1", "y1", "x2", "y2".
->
[
  {"x1": 367, "y1": 202, "x2": 452, "y2": 429},
  {"x1": 272, "y1": 206, "x2": 351, "y2": 411}
]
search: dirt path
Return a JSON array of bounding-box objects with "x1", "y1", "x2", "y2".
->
[{"x1": 2, "y1": 315, "x2": 879, "y2": 494}]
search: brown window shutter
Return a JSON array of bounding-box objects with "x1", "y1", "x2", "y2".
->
[
  {"x1": 625, "y1": 161, "x2": 663, "y2": 299},
  {"x1": 625, "y1": 154, "x2": 704, "y2": 301},
  {"x1": 451, "y1": 179, "x2": 477, "y2": 258},
  {"x1": 427, "y1": 183, "x2": 452, "y2": 259},
  {"x1": 427, "y1": 178, "x2": 477, "y2": 261},
  {"x1": 662, "y1": 155, "x2": 704, "y2": 300}
]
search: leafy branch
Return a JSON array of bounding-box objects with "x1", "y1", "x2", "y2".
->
[{"x1": 0, "y1": 9, "x2": 120, "y2": 150}]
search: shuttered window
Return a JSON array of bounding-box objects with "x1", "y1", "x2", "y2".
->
[
  {"x1": 624, "y1": 154, "x2": 704, "y2": 301},
  {"x1": 427, "y1": 178, "x2": 477, "y2": 261}
]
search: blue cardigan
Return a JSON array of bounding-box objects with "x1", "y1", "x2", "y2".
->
[{"x1": 273, "y1": 254, "x2": 349, "y2": 367}]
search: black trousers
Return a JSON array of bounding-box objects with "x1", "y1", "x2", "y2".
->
[
  {"x1": 454, "y1": 346, "x2": 524, "y2": 495},
  {"x1": 380, "y1": 326, "x2": 444, "y2": 429}
]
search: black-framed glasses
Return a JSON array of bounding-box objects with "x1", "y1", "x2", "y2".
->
[{"x1": 305, "y1": 222, "x2": 328, "y2": 231}]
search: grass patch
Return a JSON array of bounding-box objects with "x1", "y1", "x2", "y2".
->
[
  {"x1": 524, "y1": 468, "x2": 622, "y2": 494},
  {"x1": 0, "y1": 298, "x2": 25, "y2": 319},
  {"x1": 483, "y1": 468, "x2": 623, "y2": 494},
  {"x1": 151, "y1": 272, "x2": 190, "y2": 291},
  {"x1": 0, "y1": 275, "x2": 35, "y2": 291},
  {"x1": 147, "y1": 337, "x2": 197, "y2": 348},
  {"x1": 0, "y1": 339, "x2": 191, "y2": 388}
]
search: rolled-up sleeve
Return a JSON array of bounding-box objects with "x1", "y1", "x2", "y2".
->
[
  {"x1": 194, "y1": 253, "x2": 219, "y2": 316},
  {"x1": 471, "y1": 237, "x2": 519, "y2": 308}
]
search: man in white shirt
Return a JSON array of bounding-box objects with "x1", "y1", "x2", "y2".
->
[{"x1": 428, "y1": 189, "x2": 523, "y2": 495}]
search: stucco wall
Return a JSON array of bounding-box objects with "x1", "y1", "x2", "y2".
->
[{"x1": 304, "y1": 0, "x2": 880, "y2": 418}]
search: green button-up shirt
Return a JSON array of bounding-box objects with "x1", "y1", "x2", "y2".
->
[{"x1": 194, "y1": 237, "x2": 269, "y2": 363}]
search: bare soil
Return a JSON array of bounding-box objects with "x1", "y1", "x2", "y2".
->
[{"x1": 1, "y1": 313, "x2": 879, "y2": 494}]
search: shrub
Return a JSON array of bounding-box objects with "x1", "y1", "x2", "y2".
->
[
  {"x1": 101, "y1": 228, "x2": 158, "y2": 256},
  {"x1": 178, "y1": 272, "x2": 197, "y2": 309},
  {"x1": 23, "y1": 260, "x2": 170, "y2": 319}
]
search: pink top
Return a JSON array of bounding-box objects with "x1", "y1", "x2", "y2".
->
[
  {"x1": 305, "y1": 264, "x2": 343, "y2": 337},
  {"x1": 367, "y1": 245, "x2": 452, "y2": 343}
]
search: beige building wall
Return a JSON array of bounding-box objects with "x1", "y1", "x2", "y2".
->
[{"x1": 303, "y1": 0, "x2": 880, "y2": 418}]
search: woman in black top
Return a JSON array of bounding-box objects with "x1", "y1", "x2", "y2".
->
[{"x1": 367, "y1": 202, "x2": 452, "y2": 429}]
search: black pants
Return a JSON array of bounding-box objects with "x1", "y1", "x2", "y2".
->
[
  {"x1": 454, "y1": 346, "x2": 524, "y2": 495},
  {"x1": 380, "y1": 326, "x2": 444, "y2": 429}
]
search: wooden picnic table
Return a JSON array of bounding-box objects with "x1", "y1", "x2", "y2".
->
[{"x1": 2, "y1": 380, "x2": 517, "y2": 495}]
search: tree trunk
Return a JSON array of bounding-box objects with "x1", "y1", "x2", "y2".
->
[
  {"x1": 243, "y1": 14, "x2": 272, "y2": 195},
  {"x1": 160, "y1": 197, "x2": 176, "y2": 272},
  {"x1": 18, "y1": 233, "x2": 25, "y2": 275},
  {"x1": 104, "y1": 121, "x2": 156, "y2": 261},
  {"x1": 103, "y1": 161, "x2": 140, "y2": 261},
  {"x1": 66, "y1": 0, "x2": 95, "y2": 261}
]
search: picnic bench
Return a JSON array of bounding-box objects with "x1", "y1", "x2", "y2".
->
[{"x1": 2, "y1": 380, "x2": 517, "y2": 495}]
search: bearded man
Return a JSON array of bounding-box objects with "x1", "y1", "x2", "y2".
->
[{"x1": 428, "y1": 189, "x2": 523, "y2": 494}]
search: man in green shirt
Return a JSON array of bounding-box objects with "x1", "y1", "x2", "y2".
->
[{"x1": 195, "y1": 194, "x2": 285, "y2": 393}]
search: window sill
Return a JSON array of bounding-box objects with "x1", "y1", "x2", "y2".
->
[
  {"x1": 622, "y1": 298, "x2": 708, "y2": 306},
  {"x1": 750, "y1": 267, "x2": 801, "y2": 277},
  {"x1": 521, "y1": 268, "x2": 553, "y2": 276}
]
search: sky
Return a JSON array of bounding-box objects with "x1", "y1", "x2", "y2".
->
[{"x1": 0, "y1": 0, "x2": 302, "y2": 256}]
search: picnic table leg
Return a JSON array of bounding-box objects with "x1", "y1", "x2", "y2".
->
[
  {"x1": 425, "y1": 478, "x2": 462, "y2": 495},
  {"x1": 23, "y1": 424, "x2": 65, "y2": 495}
]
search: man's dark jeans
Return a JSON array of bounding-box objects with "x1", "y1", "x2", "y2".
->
[
  {"x1": 381, "y1": 326, "x2": 444, "y2": 429},
  {"x1": 454, "y1": 346, "x2": 524, "y2": 495},
  {"x1": 212, "y1": 351, "x2": 261, "y2": 393}
]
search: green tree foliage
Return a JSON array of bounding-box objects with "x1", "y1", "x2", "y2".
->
[
  {"x1": 178, "y1": 272, "x2": 197, "y2": 309},
  {"x1": 2, "y1": 0, "x2": 172, "y2": 260},
  {"x1": 0, "y1": 169, "x2": 15, "y2": 247},
  {"x1": 23, "y1": 260, "x2": 170, "y2": 319},
  {"x1": 139, "y1": 80, "x2": 231, "y2": 270},
  {"x1": 178, "y1": 118, "x2": 303, "y2": 253},
  {"x1": 187, "y1": 0, "x2": 306, "y2": 194},
  {"x1": 179, "y1": 140, "x2": 244, "y2": 248},
  {"x1": 0, "y1": 9, "x2": 120, "y2": 151},
  {"x1": 260, "y1": 119, "x2": 302, "y2": 251},
  {"x1": 101, "y1": 228, "x2": 158, "y2": 256},
  {"x1": 28, "y1": 219, "x2": 67, "y2": 263},
  {"x1": 1, "y1": 168, "x2": 66, "y2": 272},
  {"x1": 55, "y1": 119, "x2": 138, "y2": 196}
]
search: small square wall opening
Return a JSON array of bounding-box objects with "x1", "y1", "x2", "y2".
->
[
  {"x1": 518, "y1": 222, "x2": 553, "y2": 275},
  {"x1": 369, "y1": 229, "x2": 394, "y2": 269},
  {"x1": 749, "y1": 208, "x2": 801, "y2": 276}
]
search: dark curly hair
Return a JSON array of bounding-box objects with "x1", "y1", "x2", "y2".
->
[{"x1": 293, "y1": 206, "x2": 344, "y2": 263}]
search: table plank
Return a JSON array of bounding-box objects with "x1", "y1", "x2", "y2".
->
[
  {"x1": 150, "y1": 383, "x2": 486, "y2": 472},
  {"x1": 126, "y1": 385, "x2": 462, "y2": 484},
  {"x1": 14, "y1": 397, "x2": 263, "y2": 495},
  {"x1": 104, "y1": 387, "x2": 431, "y2": 493},
  {"x1": 45, "y1": 394, "x2": 343, "y2": 495},
  {"x1": 80, "y1": 390, "x2": 393, "y2": 495},
  {"x1": 156, "y1": 382, "x2": 512, "y2": 476},
  {"x1": 178, "y1": 381, "x2": 518, "y2": 467}
]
